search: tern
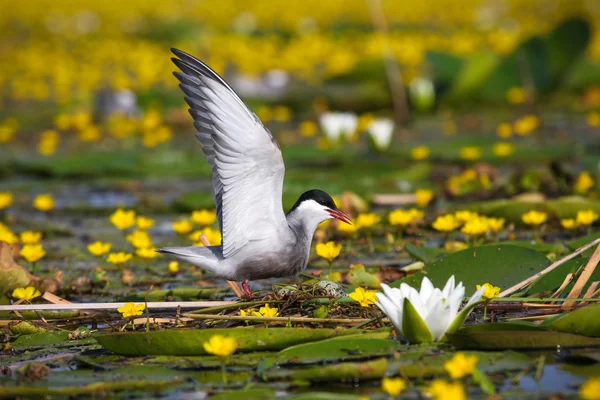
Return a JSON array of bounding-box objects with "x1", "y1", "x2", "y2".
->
[{"x1": 158, "y1": 49, "x2": 352, "y2": 296}]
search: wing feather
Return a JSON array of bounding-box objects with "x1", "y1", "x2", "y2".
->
[{"x1": 171, "y1": 48, "x2": 286, "y2": 258}]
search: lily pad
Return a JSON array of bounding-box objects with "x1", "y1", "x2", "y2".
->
[
  {"x1": 391, "y1": 245, "x2": 551, "y2": 296},
  {"x1": 95, "y1": 327, "x2": 374, "y2": 356},
  {"x1": 546, "y1": 303, "x2": 600, "y2": 337}
]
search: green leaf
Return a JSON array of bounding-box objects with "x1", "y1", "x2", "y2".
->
[
  {"x1": 525, "y1": 257, "x2": 587, "y2": 295},
  {"x1": 405, "y1": 242, "x2": 439, "y2": 264},
  {"x1": 402, "y1": 298, "x2": 433, "y2": 344},
  {"x1": 448, "y1": 329, "x2": 600, "y2": 350},
  {"x1": 391, "y1": 245, "x2": 551, "y2": 296},
  {"x1": 444, "y1": 300, "x2": 485, "y2": 337},
  {"x1": 473, "y1": 367, "x2": 496, "y2": 395},
  {"x1": 95, "y1": 327, "x2": 374, "y2": 356},
  {"x1": 546, "y1": 17, "x2": 591, "y2": 83},
  {"x1": 547, "y1": 303, "x2": 600, "y2": 337},
  {"x1": 446, "y1": 51, "x2": 498, "y2": 100}
]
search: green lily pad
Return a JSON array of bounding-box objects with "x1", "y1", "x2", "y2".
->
[
  {"x1": 391, "y1": 245, "x2": 551, "y2": 296},
  {"x1": 525, "y1": 257, "x2": 589, "y2": 295},
  {"x1": 262, "y1": 357, "x2": 388, "y2": 382},
  {"x1": 546, "y1": 303, "x2": 600, "y2": 337},
  {"x1": 95, "y1": 327, "x2": 374, "y2": 356},
  {"x1": 123, "y1": 287, "x2": 219, "y2": 301}
]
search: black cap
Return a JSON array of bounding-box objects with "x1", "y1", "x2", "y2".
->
[{"x1": 288, "y1": 189, "x2": 338, "y2": 214}]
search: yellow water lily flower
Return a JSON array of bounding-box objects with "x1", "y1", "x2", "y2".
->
[
  {"x1": 580, "y1": 377, "x2": 600, "y2": 400},
  {"x1": 33, "y1": 194, "x2": 55, "y2": 212},
  {"x1": 20, "y1": 244, "x2": 46, "y2": 263},
  {"x1": 168, "y1": 261, "x2": 179, "y2": 273},
  {"x1": 136, "y1": 247, "x2": 158, "y2": 260},
  {"x1": 432, "y1": 214, "x2": 460, "y2": 232},
  {"x1": 136, "y1": 216, "x2": 154, "y2": 230},
  {"x1": 461, "y1": 217, "x2": 489, "y2": 237},
  {"x1": 459, "y1": 146, "x2": 481, "y2": 161},
  {"x1": 107, "y1": 252, "x2": 132, "y2": 267},
  {"x1": 110, "y1": 208, "x2": 136, "y2": 230},
  {"x1": 576, "y1": 210, "x2": 599, "y2": 226},
  {"x1": 349, "y1": 287, "x2": 377, "y2": 307},
  {"x1": 496, "y1": 122, "x2": 513, "y2": 138},
  {"x1": 253, "y1": 303, "x2": 279, "y2": 317},
  {"x1": 0, "y1": 229, "x2": 18, "y2": 244},
  {"x1": 561, "y1": 218, "x2": 577, "y2": 230},
  {"x1": 521, "y1": 210, "x2": 547, "y2": 226},
  {"x1": 444, "y1": 352, "x2": 479, "y2": 379},
  {"x1": 315, "y1": 241, "x2": 342, "y2": 262},
  {"x1": 389, "y1": 208, "x2": 423, "y2": 227},
  {"x1": 190, "y1": 227, "x2": 222, "y2": 245},
  {"x1": 588, "y1": 112, "x2": 600, "y2": 128},
  {"x1": 12, "y1": 286, "x2": 41, "y2": 301},
  {"x1": 88, "y1": 241, "x2": 111, "y2": 256},
  {"x1": 411, "y1": 145, "x2": 430, "y2": 160},
  {"x1": 203, "y1": 335, "x2": 237, "y2": 357},
  {"x1": 487, "y1": 217, "x2": 505, "y2": 232},
  {"x1": 575, "y1": 171, "x2": 595, "y2": 194},
  {"x1": 126, "y1": 230, "x2": 153, "y2": 249},
  {"x1": 191, "y1": 209, "x2": 216, "y2": 226},
  {"x1": 381, "y1": 376, "x2": 406, "y2": 397},
  {"x1": 506, "y1": 86, "x2": 526, "y2": 104},
  {"x1": 299, "y1": 120, "x2": 317, "y2": 137},
  {"x1": 117, "y1": 302, "x2": 145, "y2": 318},
  {"x1": 172, "y1": 219, "x2": 193, "y2": 235},
  {"x1": 415, "y1": 189, "x2": 434, "y2": 207},
  {"x1": 355, "y1": 213, "x2": 381, "y2": 229},
  {"x1": 493, "y1": 142, "x2": 514, "y2": 157},
  {"x1": 20, "y1": 231, "x2": 42, "y2": 244},
  {"x1": 0, "y1": 192, "x2": 13, "y2": 210},
  {"x1": 476, "y1": 283, "x2": 501, "y2": 301},
  {"x1": 426, "y1": 379, "x2": 466, "y2": 400},
  {"x1": 337, "y1": 220, "x2": 358, "y2": 234}
]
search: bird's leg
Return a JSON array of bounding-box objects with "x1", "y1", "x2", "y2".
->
[{"x1": 241, "y1": 280, "x2": 252, "y2": 297}]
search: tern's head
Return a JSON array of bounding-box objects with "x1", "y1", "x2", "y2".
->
[{"x1": 287, "y1": 190, "x2": 352, "y2": 230}]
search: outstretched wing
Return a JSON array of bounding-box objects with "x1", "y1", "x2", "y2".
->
[{"x1": 171, "y1": 48, "x2": 286, "y2": 258}]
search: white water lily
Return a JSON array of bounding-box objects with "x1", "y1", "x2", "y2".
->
[
  {"x1": 367, "y1": 118, "x2": 394, "y2": 151},
  {"x1": 375, "y1": 276, "x2": 484, "y2": 343},
  {"x1": 319, "y1": 112, "x2": 357, "y2": 143}
]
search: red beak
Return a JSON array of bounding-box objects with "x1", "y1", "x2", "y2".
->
[{"x1": 327, "y1": 208, "x2": 352, "y2": 225}]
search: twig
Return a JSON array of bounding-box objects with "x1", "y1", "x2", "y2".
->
[
  {"x1": 182, "y1": 313, "x2": 372, "y2": 324},
  {"x1": 581, "y1": 282, "x2": 600, "y2": 306},
  {"x1": 499, "y1": 238, "x2": 600, "y2": 297},
  {"x1": 187, "y1": 300, "x2": 286, "y2": 314},
  {"x1": 563, "y1": 243, "x2": 600, "y2": 310},
  {"x1": 550, "y1": 272, "x2": 574, "y2": 304},
  {"x1": 0, "y1": 301, "x2": 235, "y2": 312}
]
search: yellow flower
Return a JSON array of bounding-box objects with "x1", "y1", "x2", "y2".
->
[
  {"x1": 126, "y1": 230, "x2": 153, "y2": 249},
  {"x1": 561, "y1": 218, "x2": 577, "y2": 230},
  {"x1": 453, "y1": 210, "x2": 478, "y2": 224},
  {"x1": 461, "y1": 217, "x2": 489, "y2": 237},
  {"x1": 355, "y1": 213, "x2": 381, "y2": 229},
  {"x1": 88, "y1": 241, "x2": 111, "y2": 256},
  {"x1": 432, "y1": 214, "x2": 460, "y2": 232},
  {"x1": 117, "y1": 302, "x2": 145, "y2": 318},
  {"x1": 191, "y1": 227, "x2": 222, "y2": 246},
  {"x1": 444, "y1": 352, "x2": 479, "y2": 379},
  {"x1": 587, "y1": 111, "x2": 600, "y2": 128},
  {"x1": 487, "y1": 217, "x2": 505, "y2": 232},
  {"x1": 349, "y1": 287, "x2": 377, "y2": 307},
  {"x1": 0, "y1": 192, "x2": 13, "y2": 210},
  {"x1": 20, "y1": 244, "x2": 46, "y2": 263},
  {"x1": 389, "y1": 208, "x2": 424, "y2": 227},
  {"x1": 411, "y1": 145, "x2": 430, "y2": 160},
  {"x1": 253, "y1": 303, "x2": 279, "y2": 317},
  {"x1": 426, "y1": 379, "x2": 466, "y2": 400},
  {"x1": 580, "y1": 377, "x2": 600, "y2": 400},
  {"x1": 0, "y1": 229, "x2": 18, "y2": 244},
  {"x1": 521, "y1": 210, "x2": 547, "y2": 226},
  {"x1": 38, "y1": 130, "x2": 60, "y2": 156},
  {"x1": 33, "y1": 194, "x2": 55, "y2": 212},
  {"x1": 12, "y1": 286, "x2": 41, "y2": 301},
  {"x1": 337, "y1": 220, "x2": 358, "y2": 234},
  {"x1": 476, "y1": 283, "x2": 501, "y2": 301},
  {"x1": 107, "y1": 252, "x2": 132, "y2": 266},
  {"x1": 273, "y1": 105, "x2": 292, "y2": 122},
  {"x1": 316, "y1": 241, "x2": 342, "y2": 262},
  {"x1": 415, "y1": 189, "x2": 434, "y2": 207},
  {"x1": 460, "y1": 146, "x2": 481, "y2": 161},
  {"x1": 506, "y1": 86, "x2": 526, "y2": 104},
  {"x1": 381, "y1": 377, "x2": 406, "y2": 397},
  {"x1": 136, "y1": 216, "x2": 154, "y2": 230},
  {"x1": 493, "y1": 142, "x2": 514, "y2": 157},
  {"x1": 53, "y1": 112, "x2": 71, "y2": 130},
  {"x1": 78, "y1": 125, "x2": 102, "y2": 142},
  {"x1": 20, "y1": 231, "x2": 42, "y2": 244},
  {"x1": 168, "y1": 261, "x2": 179, "y2": 273},
  {"x1": 136, "y1": 247, "x2": 158, "y2": 260},
  {"x1": 496, "y1": 122, "x2": 513, "y2": 138},
  {"x1": 203, "y1": 335, "x2": 237, "y2": 357},
  {"x1": 110, "y1": 209, "x2": 136, "y2": 230},
  {"x1": 191, "y1": 209, "x2": 217, "y2": 226},
  {"x1": 576, "y1": 210, "x2": 599, "y2": 226},
  {"x1": 299, "y1": 120, "x2": 317, "y2": 137},
  {"x1": 173, "y1": 219, "x2": 193, "y2": 235},
  {"x1": 514, "y1": 114, "x2": 539, "y2": 136},
  {"x1": 575, "y1": 171, "x2": 595, "y2": 194}
]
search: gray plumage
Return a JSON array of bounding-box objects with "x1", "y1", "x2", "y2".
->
[{"x1": 158, "y1": 49, "x2": 351, "y2": 284}]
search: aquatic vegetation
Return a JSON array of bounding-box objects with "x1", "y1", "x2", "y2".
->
[
  {"x1": 315, "y1": 241, "x2": 342, "y2": 263},
  {"x1": 381, "y1": 377, "x2": 406, "y2": 397},
  {"x1": 118, "y1": 302, "x2": 146, "y2": 318},
  {"x1": 11, "y1": 286, "x2": 41, "y2": 301},
  {"x1": 32, "y1": 194, "x2": 54, "y2": 212},
  {"x1": 87, "y1": 241, "x2": 112, "y2": 256},
  {"x1": 20, "y1": 244, "x2": 46, "y2": 263},
  {"x1": 348, "y1": 287, "x2": 377, "y2": 307},
  {"x1": 110, "y1": 209, "x2": 136, "y2": 230},
  {"x1": 443, "y1": 352, "x2": 478, "y2": 379}
]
